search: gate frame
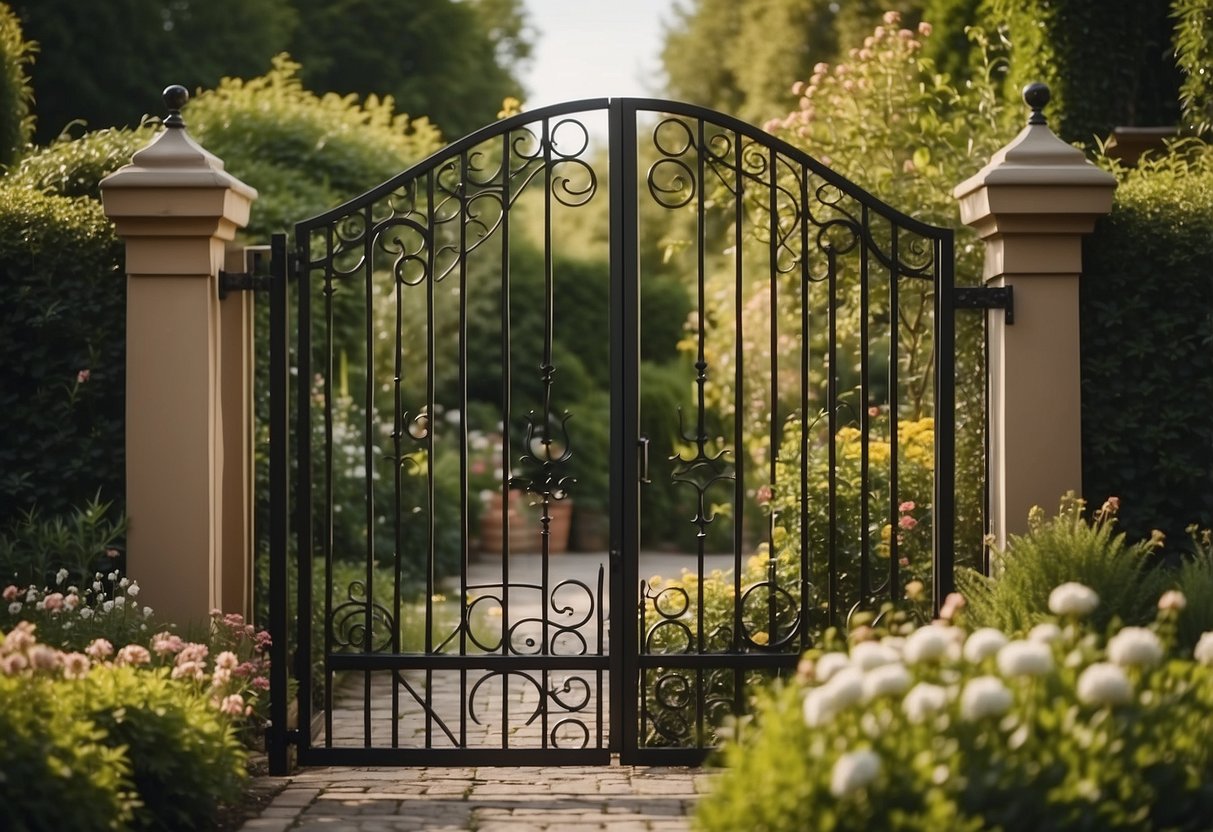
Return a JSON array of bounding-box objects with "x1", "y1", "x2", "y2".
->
[{"x1": 266, "y1": 97, "x2": 956, "y2": 772}]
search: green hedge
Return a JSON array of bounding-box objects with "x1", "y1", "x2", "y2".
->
[
  {"x1": 0, "y1": 185, "x2": 124, "y2": 526},
  {"x1": 1081, "y1": 145, "x2": 1213, "y2": 545},
  {"x1": 988, "y1": 0, "x2": 1180, "y2": 144},
  {"x1": 0, "y1": 2, "x2": 32, "y2": 167}
]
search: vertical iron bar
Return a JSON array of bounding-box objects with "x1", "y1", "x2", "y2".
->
[
  {"x1": 425, "y1": 171, "x2": 437, "y2": 749},
  {"x1": 611, "y1": 99, "x2": 640, "y2": 761},
  {"x1": 541, "y1": 116, "x2": 553, "y2": 750},
  {"x1": 296, "y1": 231, "x2": 314, "y2": 761},
  {"x1": 392, "y1": 203, "x2": 404, "y2": 749},
  {"x1": 766, "y1": 146, "x2": 779, "y2": 650},
  {"x1": 859, "y1": 207, "x2": 871, "y2": 605},
  {"x1": 267, "y1": 233, "x2": 289, "y2": 775},
  {"x1": 323, "y1": 224, "x2": 336, "y2": 747},
  {"x1": 798, "y1": 169, "x2": 810, "y2": 653},
  {"x1": 826, "y1": 247, "x2": 839, "y2": 626},
  {"x1": 888, "y1": 230, "x2": 900, "y2": 602},
  {"x1": 499, "y1": 135, "x2": 513, "y2": 747},
  {"x1": 458, "y1": 153, "x2": 471, "y2": 749},
  {"x1": 694, "y1": 117, "x2": 707, "y2": 748},
  {"x1": 731, "y1": 130, "x2": 745, "y2": 715},
  {"x1": 934, "y1": 232, "x2": 957, "y2": 610},
  {"x1": 362, "y1": 204, "x2": 375, "y2": 747}
]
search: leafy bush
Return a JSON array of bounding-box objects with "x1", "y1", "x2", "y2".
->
[
  {"x1": 958, "y1": 494, "x2": 1169, "y2": 636},
  {"x1": 0, "y1": 494, "x2": 126, "y2": 589},
  {"x1": 0, "y1": 185, "x2": 124, "y2": 527},
  {"x1": 85, "y1": 665, "x2": 247, "y2": 831},
  {"x1": 0, "y1": 670, "x2": 136, "y2": 832},
  {"x1": 1, "y1": 569, "x2": 152, "y2": 653},
  {"x1": 1175, "y1": 0, "x2": 1213, "y2": 134},
  {"x1": 1081, "y1": 144, "x2": 1213, "y2": 543},
  {"x1": 12, "y1": 125, "x2": 153, "y2": 198},
  {"x1": 0, "y1": 2, "x2": 33, "y2": 167},
  {"x1": 699, "y1": 581, "x2": 1213, "y2": 831},
  {"x1": 1, "y1": 621, "x2": 252, "y2": 831}
]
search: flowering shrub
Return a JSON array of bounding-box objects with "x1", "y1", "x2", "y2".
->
[
  {"x1": 1, "y1": 567, "x2": 152, "y2": 652},
  {"x1": 698, "y1": 583, "x2": 1213, "y2": 831},
  {"x1": 1, "y1": 621, "x2": 250, "y2": 831}
]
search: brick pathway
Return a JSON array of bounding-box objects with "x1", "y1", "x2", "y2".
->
[
  {"x1": 238, "y1": 764, "x2": 711, "y2": 831},
  {"x1": 238, "y1": 552, "x2": 729, "y2": 831}
]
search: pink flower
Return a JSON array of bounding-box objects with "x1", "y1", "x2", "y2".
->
[
  {"x1": 219, "y1": 693, "x2": 246, "y2": 716},
  {"x1": 756, "y1": 485, "x2": 772, "y2": 505},
  {"x1": 116, "y1": 644, "x2": 151, "y2": 667},
  {"x1": 3, "y1": 621, "x2": 37, "y2": 654},
  {"x1": 62, "y1": 652, "x2": 91, "y2": 680},
  {"x1": 29, "y1": 645, "x2": 61, "y2": 671},
  {"x1": 882, "y1": 10, "x2": 901, "y2": 25},
  {"x1": 85, "y1": 638, "x2": 114, "y2": 661},
  {"x1": 899, "y1": 501, "x2": 916, "y2": 513},
  {"x1": 940, "y1": 592, "x2": 967, "y2": 622},
  {"x1": 42, "y1": 592, "x2": 64, "y2": 613},
  {"x1": 76, "y1": 369, "x2": 90, "y2": 384},
  {"x1": 255, "y1": 630, "x2": 272, "y2": 650},
  {"x1": 177, "y1": 643, "x2": 209, "y2": 664},
  {"x1": 172, "y1": 660, "x2": 207, "y2": 682},
  {"x1": 899, "y1": 515, "x2": 918, "y2": 530},
  {"x1": 105, "y1": 548, "x2": 120, "y2": 559},
  {"x1": 152, "y1": 632, "x2": 186, "y2": 656},
  {"x1": 215, "y1": 650, "x2": 239, "y2": 671},
  {"x1": 251, "y1": 676, "x2": 270, "y2": 691},
  {"x1": 918, "y1": 21, "x2": 933, "y2": 37},
  {"x1": 868, "y1": 406, "x2": 880, "y2": 418},
  {"x1": 64, "y1": 593, "x2": 80, "y2": 610},
  {"x1": 1, "y1": 653, "x2": 28, "y2": 674},
  {"x1": 2, "y1": 585, "x2": 17, "y2": 602}
]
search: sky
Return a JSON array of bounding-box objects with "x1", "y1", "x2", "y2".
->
[{"x1": 518, "y1": 0, "x2": 682, "y2": 108}]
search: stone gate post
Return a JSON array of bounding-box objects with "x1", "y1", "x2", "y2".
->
[
  {"x1": 954, "y1": 84, "x2": 1116, "y2": 551},
  {"x1": 100, "y1": 86, "x2": 257, "y2": 628}
]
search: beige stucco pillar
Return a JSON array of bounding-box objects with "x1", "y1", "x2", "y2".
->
[
  {"x1": 100, "y1": 86, "x2": 258, "y2": 629},
  {"x1": 953, "y1": 84, "x2": 1116, "y2": 550}
]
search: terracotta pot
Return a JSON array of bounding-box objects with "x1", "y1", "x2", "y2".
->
[{"x1": 479, "y1": 490, "x2": 572, "y2": 555}]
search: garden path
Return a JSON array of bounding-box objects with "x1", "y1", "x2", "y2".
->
[{"x1": 239, "y1": 551, "x2": 730, "y2": 830}]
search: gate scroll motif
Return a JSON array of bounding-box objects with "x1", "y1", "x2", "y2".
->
[{"x1": 266, "y1": 98, "x2": 955, "y2": 771}]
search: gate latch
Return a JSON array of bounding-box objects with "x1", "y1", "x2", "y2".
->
[{"x1": 952, "y1": 285, "x2": 1014, "y2": 324}]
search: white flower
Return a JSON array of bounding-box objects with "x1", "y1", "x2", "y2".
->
[
  {"x1": 1048, "y1": 582, "x2": 1099, "y2": 618},
  {"x1": 102, "y1": 601, "x2": 114, "y2": 613},
  {"x1": 815, "y1": 652, "x2": 850, "y2": 683},
  {"x1": 143, "y1": 606, "x2": 154, "y2": 618},
  {"x1": 119, "y1": 577, "x2": 130, "y2": 589},
  {"x1": 996, "y1": 640, "x2": 1054, "y2": 677},
  {"x1": 1158, "y1": 590, "x2": 1186, "y2": 612},
  {"x1": 113, "y1": 596, "x2": 125, "y2": 608},
  {"x1": 107, "y1": 571, "x2": 117, "y2": 582},
  {"x1": 902, "y1": 682, "x2": 948, "y2": 723},
  {"x1": 830, "y1": 749, "x2": 881, "y2": 797},
  {"x1": 1195, "y1": 632, "x2": 1213, "y2": 666},
  {"x1": 862, "y1": 662, "x2": 911, "y2": 701},
  {"x1": 851, "y1": 641, "x2": 899, "y2": 671},
  {"x1": 960, "y1": 675, "x2": 1013, "y2": 720},
  {"x1": 7, "y1": 602, "x2": 20, "y2": 614},
  {"x1": 963, "y1": 628, "x2": 1009, "y2": 663},
  {"x1": 1028, "y1": 622, "x2": 1062, "y2": 644},
  {"x1": 1077, "y1": 662, "x2": 1133, "y2": 706},
  {"x1": 802, "y1": 667, "x2": 865, "y2": 727},
  {"x1": 824, "y1": 667, "x2": 865, "y2": 709},
  {"x1": 55, "y1": 568, "x2": 69, "y2": 586},
  {"x1": 1106, "y1": 627, "x2": 1163, "y2": 668},
  {"x1": 127, "y1": 583, "x2": 140, "y2": 597},
  {"x1": 79, "y1": 607, "x2": 94, "y2": 619},
  {"x1": 903, "y1": 625, "x2": 954, "y2": 664},
  {"x1": 24, "y1": 589, "x2": 35, "y2": 603}
]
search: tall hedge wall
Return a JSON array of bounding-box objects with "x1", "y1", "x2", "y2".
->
[
  {"x1": 0, "y1": 185, "x2": 125, "y2": 522},
  {"x1": 1081, "y1": 147, "x2": 1213, "y2": 546}
]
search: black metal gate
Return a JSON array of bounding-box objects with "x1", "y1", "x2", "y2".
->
[{"x1": 266, "y1": 99, "x2": 955, "y2": 772}]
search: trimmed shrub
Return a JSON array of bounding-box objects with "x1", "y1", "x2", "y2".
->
[
  {"x1": 1081, "y1": 145, "x2": 1213, "y2": 545},
  {"x1": 0, "y1": 184, "x2": 124, "y2": 527}
]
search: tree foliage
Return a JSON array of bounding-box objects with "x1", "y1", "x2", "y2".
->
[
  {"x1": 285, "y1": 0, "x2": 533, "y2": 138},
  {"x1": 1174, "y1": 0, "x2": 1213, "y2": 135},
  {"x1": 9, "y1": 0, "x2": 297, "y2": 144}
]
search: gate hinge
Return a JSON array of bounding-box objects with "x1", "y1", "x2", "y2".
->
[
  {"x1": 953, "y1": 285, "x2": 1014, "y2": 324},
  {"x1": 219, "y1": 244, "x2": 273, "y2": 299},
  {"x1": 218, "y1": 270, "x2": 270, "y2": 299}
]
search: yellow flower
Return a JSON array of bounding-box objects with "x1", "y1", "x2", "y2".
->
[{"x1": 752, "y1": 631, "x2": 769, "y2": 645}]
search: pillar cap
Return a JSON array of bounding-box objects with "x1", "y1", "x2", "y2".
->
[
  {"x1": 954, "y1": 83, "x2": 1116, "y2": 201},
  {"x1": 100, "y1": 85, "x2": 257, "y2": 200}
]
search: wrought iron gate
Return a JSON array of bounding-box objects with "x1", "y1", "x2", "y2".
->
[{"x1": 266, "y1": 98, "x2": 955, "y2": 772}]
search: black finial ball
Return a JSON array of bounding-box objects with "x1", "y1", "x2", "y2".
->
[
  {"x1": 163, "y1": 85, "x2": 189, "y2": 112},
  {"x1": 1022, "y1": 82, "x2": 1050, "y2": 125}
]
